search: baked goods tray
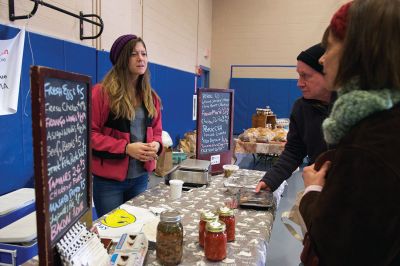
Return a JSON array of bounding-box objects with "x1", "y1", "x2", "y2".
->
[{"x1": 238, "y1": 188, "x2": 274, "y2": 210}]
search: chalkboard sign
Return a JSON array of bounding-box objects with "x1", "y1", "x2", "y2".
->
[
  {"x1": 196, "y1": 88, "x2": 234, "y2": 174},
  {"x1": 31, "y1": 66, "x2": 92, "y2": 264}
]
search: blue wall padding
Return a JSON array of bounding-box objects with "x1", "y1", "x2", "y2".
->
[
  {"x1": 0, "y1": 24, "x2": 196, "y2": 195},
  {"x1": 149, "y1": 63, "x2": 196, "y2": 144},
  {"x1": 96, "y1": 50, "x2": 112, "y2": 82},
  {"x1": 0, "y1": 25, "x2": 35, "y2": 195},
  {"x1": 64, "y1": 41, "x2": 97, "y2": 80},
  {"x1": 230, "y1": 78, "x2": 301, "y2": 134},
  {"x1": 0, "y1": 24, "x2": 96, "y2": 195},
  {"x1": 1, "y1": 22, "x2": 300, "y2": 196}
]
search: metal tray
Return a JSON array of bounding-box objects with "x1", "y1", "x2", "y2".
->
[{"x1": 178, "y1": 158, "x2": 210, "y2": 171}]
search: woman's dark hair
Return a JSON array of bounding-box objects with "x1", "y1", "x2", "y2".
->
[
  {"x1": 321, "y1": 26, "x2": 330, "y2": 49},
  {"x1": 335, "y1": 0, "x2": 400, "y2": 91}
]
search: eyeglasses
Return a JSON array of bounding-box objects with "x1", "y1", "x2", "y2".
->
[{"x1": 131, "y1": 51, "x2": 147, "y2": 57}]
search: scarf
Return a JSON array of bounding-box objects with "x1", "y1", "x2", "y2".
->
[{"x1": 322, "y1": 81, "x2": 400, "y2": 145}]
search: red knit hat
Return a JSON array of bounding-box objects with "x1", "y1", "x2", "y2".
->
[
  {"x1": 330, "y1": 2, "x2": 353, "y2": 40},
  {"x1": 110, "y1": 34, "x2": 137, "y2": 65}
]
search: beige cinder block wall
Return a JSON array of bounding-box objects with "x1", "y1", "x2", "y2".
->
[
  {"x1": 0, "y1": 0, "x2": 212, "y2": 74},
  {"x1": 211, "y1": 0, "x2": 348, "y2": 88},
  {"x1": 143, "y1": 0, "x2": 211, "y2": 73},
  {"x1": 0, "y1": 0, "x2": 94, "y2": 46}
]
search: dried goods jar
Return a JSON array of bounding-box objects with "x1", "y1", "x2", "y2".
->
[{"x1": 156, "y1": 210, "x2": 183, "y2": 265}]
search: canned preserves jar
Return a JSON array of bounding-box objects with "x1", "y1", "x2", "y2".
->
[
  {"x1": 204, "y1": 220, "x2": 227, "y2": 261},
  {"x1": 156, "y1": 210, "x2": 183, "y2": 265},
  {"x1": 218, "y1": 206, "x2": 235, "y2": 242},
  {"x1": 199, "y1": 211, "x2": 217, "y2": 247}
]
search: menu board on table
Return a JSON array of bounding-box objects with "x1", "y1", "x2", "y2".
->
[
  {"x1": 30, "y1": 66, "x2": 92, "y2": 264},
  {"x1": 196, "y1": 88, "x2": 234, "y2": 174}
]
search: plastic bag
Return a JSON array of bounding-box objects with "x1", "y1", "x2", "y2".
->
[{"x1": 162, "y1": 131, "x2": 173, "y2": 148}]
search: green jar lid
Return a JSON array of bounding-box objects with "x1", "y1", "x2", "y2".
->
[
  {"x1": 200, "y1": 211, "x2": 217, "y2": 222},
  {"x1": 218, "y1": 206, "x2": 234, "y2": 217},
  {"x1": 160, "y1": 210, "x2": 181, "y2": 222},
  {"x1": 206, "y1": 220, "x2": 226, "y2": 233}
]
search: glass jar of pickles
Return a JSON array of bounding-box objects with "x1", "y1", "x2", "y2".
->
[
  {"x1": 199, "y1": 211, "x2": 217, "y2": 247},
  {"x1": 204, "y1": 220, "x2": 227, "y2": 261},
  {"x1": 156, "y1": 210, "x2": 183, "y2": 265},
  {"x1": 218, "y1": 206, "x2": 235, "y2": 242}
]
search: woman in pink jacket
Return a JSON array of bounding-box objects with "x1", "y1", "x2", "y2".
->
[{"x1": 91, "y1": 34, "x2": 163, "y2": 217}]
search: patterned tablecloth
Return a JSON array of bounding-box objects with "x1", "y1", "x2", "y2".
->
[
  {"x1": 125, "y1": 168, "x2": 284, "y2": 266},
  {"x1": 22, "y1": 169, "x2": 284, "y2": 265},
  {"x1": 234, "y1": 139, "x2": 286, "y2": 155}
]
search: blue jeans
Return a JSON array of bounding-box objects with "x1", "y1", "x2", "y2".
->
[{"x1": 93, "y1": 173, "x2": 148, "y2": 218}]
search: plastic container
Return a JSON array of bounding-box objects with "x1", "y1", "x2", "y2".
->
[
  {"x1": 222, "y1": 164, "x2": 239, "y2": 177},
  {"x1": 239, "y1": 188, "x2": 274, "y2": 210},
  {"x1": 172, "y1": 152, "x2": 187, "y2": 164}
]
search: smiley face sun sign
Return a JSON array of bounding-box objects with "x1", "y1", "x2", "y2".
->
[{"x1": 101, "y1": 209, "x2": 136, "y2": 228}]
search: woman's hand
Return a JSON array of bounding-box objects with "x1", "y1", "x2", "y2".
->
[
  {"x1": 302, "y1": 161, "x2": 331, "y2": 188},
  {"x1": 148, "y1": 141, "x2": 160, "y2": 154},
  {"x1": 126, "y1": 142, "x2": 158, "y2": 161}
]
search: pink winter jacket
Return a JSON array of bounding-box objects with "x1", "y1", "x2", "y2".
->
[{"x1": 91, "y1": 84, "x2": 163, "y2": 181}]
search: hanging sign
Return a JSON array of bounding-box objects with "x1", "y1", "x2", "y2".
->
[{"x1": 0, "y1": 27, "x2": 25, "y2": 115}]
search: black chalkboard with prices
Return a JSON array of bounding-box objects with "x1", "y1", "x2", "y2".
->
[
  {"x1": 30, "y1": 66, "x2": 92, "y2": 264},
  {"x1": 196, "y1": 88, "x2": 234, "y2": 174}
]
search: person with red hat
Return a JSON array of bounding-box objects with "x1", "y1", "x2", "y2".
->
[
  {"x1": 91, "y1": 34, "x2": 163, "y2": 217},
  {"x1": 300, "y1": 0, "x2": 400, "y2": 264}
]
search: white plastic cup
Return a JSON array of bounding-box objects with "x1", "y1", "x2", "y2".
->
[{"x1": 169, "y1": 179, "x2": 184, "y2": 200}]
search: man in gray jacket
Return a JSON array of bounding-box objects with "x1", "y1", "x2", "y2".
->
[{"x1": 256, "y1": 43, "x2": 333, "y2": 192}]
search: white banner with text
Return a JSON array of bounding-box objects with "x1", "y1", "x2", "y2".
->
[{"x1": 0, "y1": 28, "x2": 25, "y2": 115}]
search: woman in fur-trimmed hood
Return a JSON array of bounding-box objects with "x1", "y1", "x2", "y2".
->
[{"x1": 299, "y1": 0, "x2": 400, "y2": 265}]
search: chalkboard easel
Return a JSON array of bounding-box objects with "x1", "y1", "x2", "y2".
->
[
  {"x1": 196, "y1": 88, "x2": 234, "y2": 174},
  {"x1": 30, "y1": 66, "x2": 92, "y2": 264}
]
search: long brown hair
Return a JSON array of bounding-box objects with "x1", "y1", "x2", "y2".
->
[
  {"x1": 335, "y1": 0, "x2": 400, "y2": 91},
  {"x1": 102, "y1": 37, "x2": 160, "y2": 120}
]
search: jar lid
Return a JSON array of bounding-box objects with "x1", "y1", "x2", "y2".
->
[
  {"x1": 201, "y1": 211, "x2": 217, "y2": 222},
  {"x1": 206, "y1": 220, "x2": 226, "y2": 233},
  {"x1": 218, "y1": 206, "x2": 234, "y2": 216},
  {"x1": 160, "y1": 210, "x2": 181, "y2": 222}
]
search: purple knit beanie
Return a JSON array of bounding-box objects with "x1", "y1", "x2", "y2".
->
[{"x1": 110, "y1": 34, "x2": 137, "y2": 65}]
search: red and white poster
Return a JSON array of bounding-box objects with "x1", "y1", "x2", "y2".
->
[{"x1": 0, "y1": 27, "x2": 25, "y2": 115}]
